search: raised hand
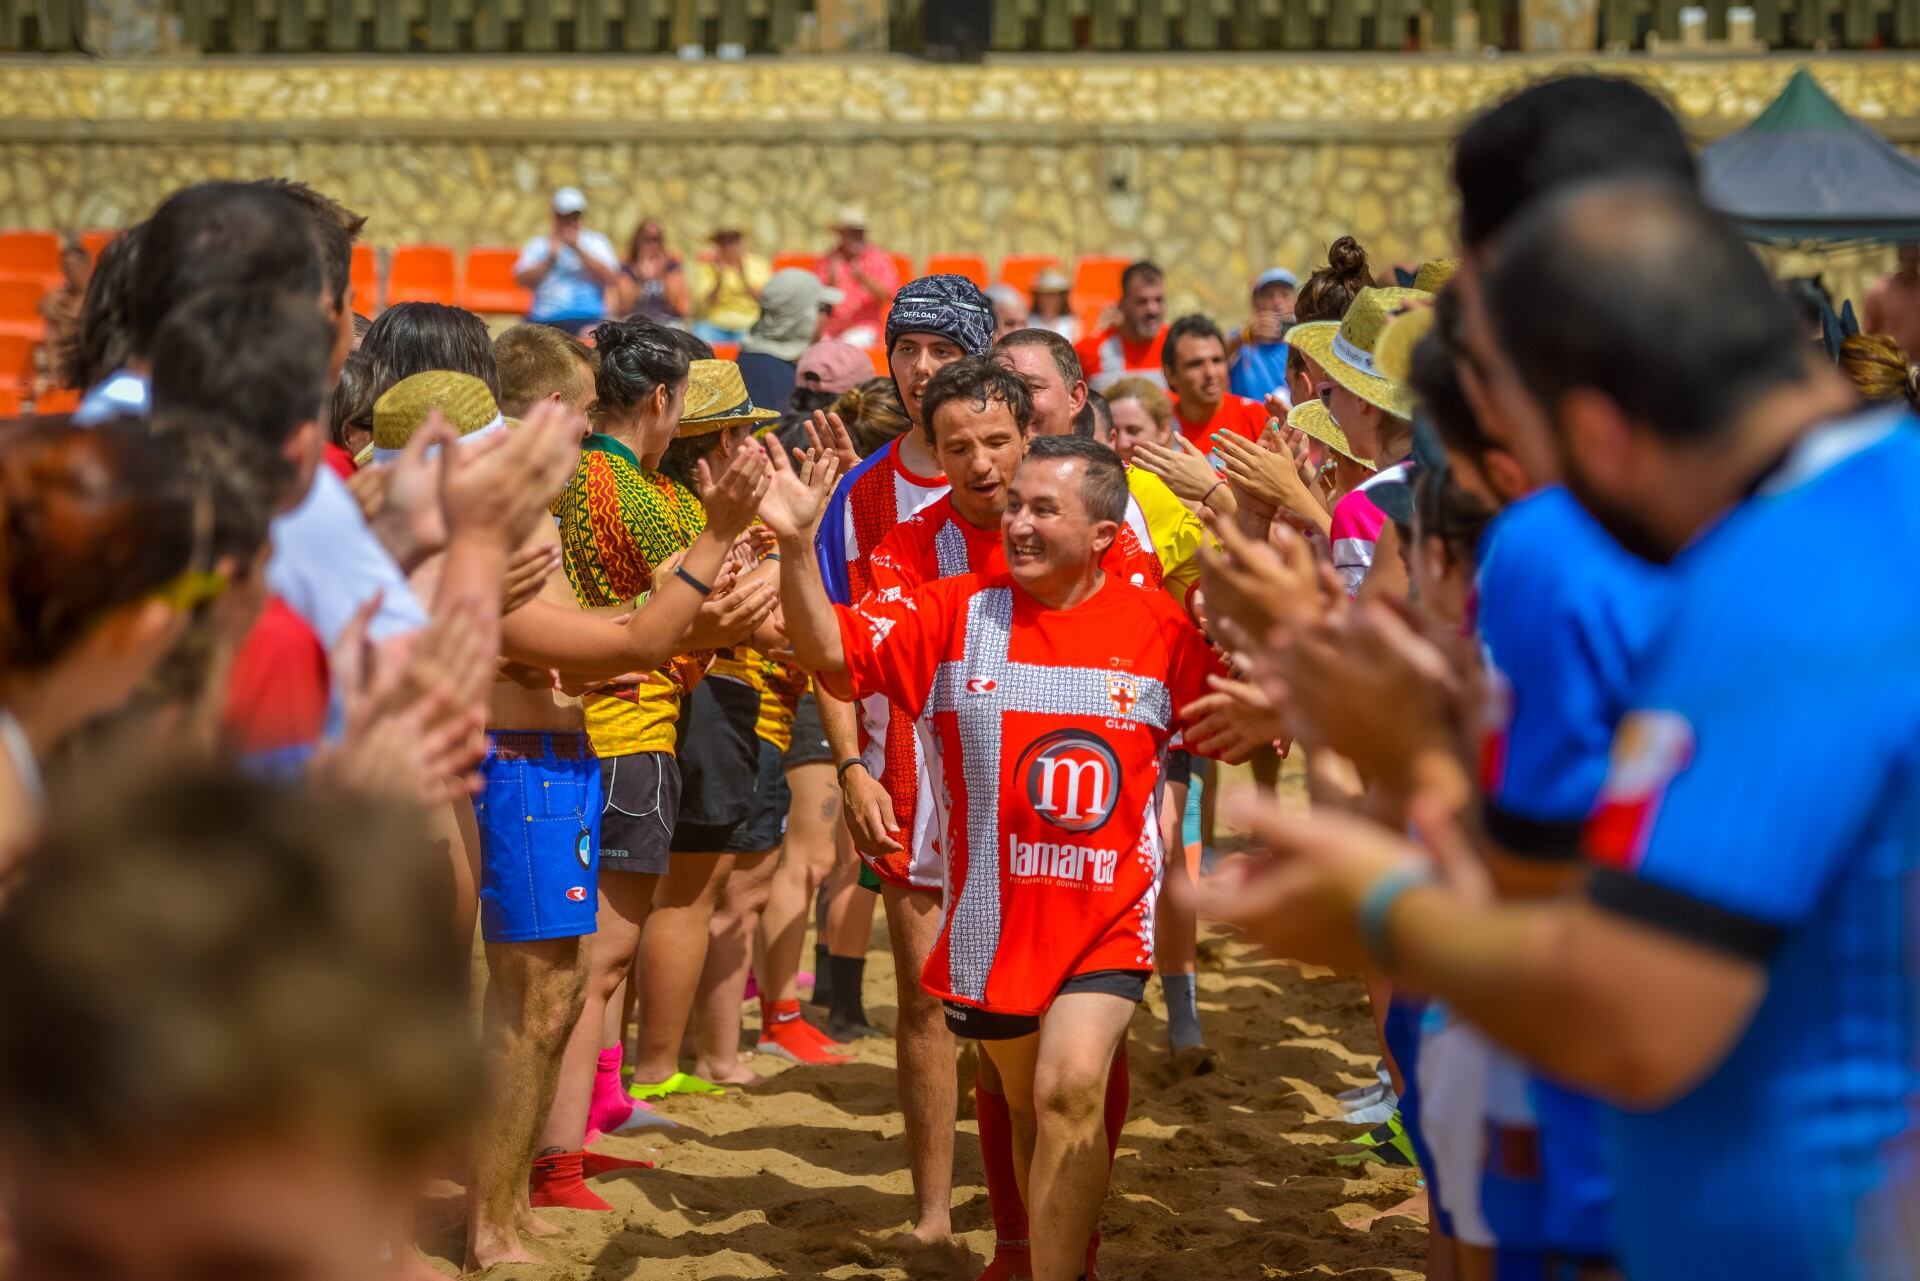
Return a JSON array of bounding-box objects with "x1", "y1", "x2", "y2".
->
[
  {"x1": 1215, "y1": 424, "x2": 1324, "y2": 521},
  {"x1": 1190, "y1": 798, "x2": 1428, "y2": 974},
  {"x1": 443, "y1": 399, "x2": 585, "y2": 554},
  {"x1": 1133, "y1": 433, "x2": 1221, "y2": 503},
  {"x1": 757, "y1": 438, "x2": 842, "y2": 541},
  {"x1": 1179, "y1": 673, "x2": 1285, "y2": 764},
  {"x1": 681, "y1": 577, "x2": 778, "y2": 651},
  {"x1": 802, "y1": 410, "x2": 861, "y2": 476},
  {"x1": 695, "y1": 440, "x2": 773, "y2": 541},
  {"x1": 1195, "y1": 510, "x2": 1332, "y2": 652}
]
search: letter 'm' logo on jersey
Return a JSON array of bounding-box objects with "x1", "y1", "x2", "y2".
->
[
  {"x1": 1018, "y1": 730, "x2": 1122, "y2": 833},
  {"x1": 1107, "y1": 675, "x2": 1138, "y2": 717},
  {"x1": 1584, "y1": 710, "x2": 1695, "y2": 871},
  {"x1": 966, "y1": 677, "x2": 998, "y2": 694}
]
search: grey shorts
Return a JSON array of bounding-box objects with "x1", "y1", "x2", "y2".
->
[
  {"x1": 782, "y1": 691, "x2": 832, "y2": 769},
  {"x1": 599, "y1": 751, "x2": 681, "y2": 876}
]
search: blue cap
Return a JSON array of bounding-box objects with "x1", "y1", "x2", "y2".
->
[{"x1": 1253, "y1": 267, "x2": 1299, "y2": 294}]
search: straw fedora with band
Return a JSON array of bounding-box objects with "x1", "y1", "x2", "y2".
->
[
  {"x1": 1287, "y1": 286, "x2": 1430, "y2": 421},
  {"x1": 369, "y1": 371, "x2": 507, "y2": 464},
  {"x1": 1287, "y1": 398, "x2": 1375, "y2": 470},
  {"x1": 679, "y1": 359, "x2": 781, "y2": 437},
  {"x1": 1373, "y1": 304, "x2": 1438, "y2": 387}
]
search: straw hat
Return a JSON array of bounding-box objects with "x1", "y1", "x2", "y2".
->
[
  {"x1": 1413, "y1": 258, "x2": 1460, "y2": 294},
  {"x1": 1286, "y1": 287, "x2": 1430, "y2": 420},
  {"x1": 1373, "y1": 305, "x2": 1437, "y2": 386},
  {"x1": 1287, "y1": 399, "x2": 1375, "y2": 469},
  {"x1": 1031, "y1": 268, "x2": 1071, "y2": 294},
  {"x1": 679, "y1": 359, "x2": 780, "y2": 437},
  {"x1": 370, "y1": 371, "x2": 505, "y2": 463}
]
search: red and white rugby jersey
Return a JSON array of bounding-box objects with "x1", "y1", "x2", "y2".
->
[
  {"x1": 851, "y1": 494, "x2": 1166, "y2": 891},
  {"x1": 837, "y1": 572, "x2": 1220, "y2": 1015},
  {"x1": 835, "y1": 436, "x2": 950, "y2": 604}
]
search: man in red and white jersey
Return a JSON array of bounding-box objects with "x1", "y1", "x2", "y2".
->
[
  {"x1": 769, "y1": 434, "x2": 1265, "y2": 1281},
  {"x1": 1074, "y1": 261, "x2": 1168, "y2": 393},
  {"x1": 808, "y1": 272, "x2": 993, "y2": 1246}
]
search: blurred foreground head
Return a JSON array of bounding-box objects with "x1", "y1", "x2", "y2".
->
[{"x1": 0, "y1": 767, "x2": 473, "y2": 1281}]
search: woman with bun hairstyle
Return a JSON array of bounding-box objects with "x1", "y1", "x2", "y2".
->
[{"x1": 1839, "y1": 333, "x2": 1920, "y2": 411}]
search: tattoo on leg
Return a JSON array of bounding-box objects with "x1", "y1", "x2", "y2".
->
[{"x1": 822, "y1": 795, "x2": 840, "y2": 821}]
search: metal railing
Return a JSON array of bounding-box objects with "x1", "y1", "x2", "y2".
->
[{"x1": 1, "y1": 0, "x2": 1911, "y2": 54}]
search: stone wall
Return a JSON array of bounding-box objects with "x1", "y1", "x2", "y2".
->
[{"x1": 1, "y1": 53, "x2": 1915, "y2": 317}]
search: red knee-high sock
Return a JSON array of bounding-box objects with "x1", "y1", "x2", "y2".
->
[
  {"x1": 975, "y1": 1084, "x2": 1032, "y2": 1276},
  {"x1": 529, "y1": 1151, "x2": 613, "y2": 1212},
  {"x1": 1086, "y1": 1047, "x2": 1130, "y2": 1280}
]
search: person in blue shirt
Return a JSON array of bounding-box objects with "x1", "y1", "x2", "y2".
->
[
  {"x1": 513, "y1": 187, "x2": 620, "y2": 334},
  {"x1": 1202, "y1": 181, "x2": 1918, "y2": 1281},
  {"x1": 1226, "y1": 267, "x2": 1295, "y2": 402}
]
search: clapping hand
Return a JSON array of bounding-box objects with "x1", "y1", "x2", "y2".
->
[
  {"x1": 695, "y1": 439, "x2": 773, "y2": 542},
  {"x1": 801, "y1": 411, "x2": 861, "y2": 477},
  {"x1": 1132, "y1": 433, "x2": 1221, "y2": 504},
  {"x1": 757, "y1": 440, "x2": 843, "y2": 541}
]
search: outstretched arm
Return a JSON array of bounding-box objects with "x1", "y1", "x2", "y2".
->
[{"x1": 759, "y1": 442, "x2": 846, "y2": 688}]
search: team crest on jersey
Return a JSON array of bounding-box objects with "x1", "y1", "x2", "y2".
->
[
  {"x1": 1018, "y1": 730, "x2": 1122, "y2": 833},
  {"x1": 1107, "y1": 675, "x2": 1139, "y2": 717},
  {"x1": 1584, "y1": 710, "x2": 1695, "y2": 871},
  {"x1": 565, "y1": 886, "x2": 587, "y2": 903}
]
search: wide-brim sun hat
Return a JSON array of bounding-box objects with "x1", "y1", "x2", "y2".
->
[
  {"x1": 370, "y1": 370, "x2": 506, "y2": 463},
  {"x1": 1031, "y1": 268, "x2": 1071, "y2": 294},
  {"x1": 1288, "y1": 398, "x2": 1375, "y2": 469},
  {"x1": 679, "y1": 359, "x2": 780, "y2": 437},
  {"x1": 1373, "y1": 305, "x2": 1437, "y2": 386},
  {"x1": 1287, "y1": 286, "x2": 1430, "y2": 420},
  {"x1": 1413, "y1": 258, "x2": 1460, "y2": 294}
]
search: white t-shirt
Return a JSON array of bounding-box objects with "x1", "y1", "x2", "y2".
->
[
  {"x1": 515, "y1": 231, "x2": 619, "y2": 324},
  {"x1": 75, "y1": 367, "x2": 429, "y2": 649},
  {"x1": 267, "y1": 467, "x2": 431, "y2": 647}
]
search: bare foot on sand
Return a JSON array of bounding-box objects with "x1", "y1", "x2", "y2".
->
[
  {"x1": 696, "y1": 1062, "x2": 766, "y2": 1087},
  {"x1": 463, "y1": 1223, "x2": 535, "y2": 1273},
  {"x1": 517, "y1": 1206, "x2": 565, "y2": 1239},
  {"x1": 1340, "y1": 1188, "x2": 1429, "y2": 1232}
]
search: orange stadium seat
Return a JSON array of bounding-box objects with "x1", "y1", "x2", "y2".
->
[
  {"x1": 711, "y1": 341, "x2": 740, "y2": 362},
  {"x1": 772, "y1": 251, "x2": 818, "y2": 274},
  {"x1": 385, "y1": 244, "x2": 457, "y2": 307},
  {"x1": 890, "y1": 252, "x2": 915, "y2": 283},
  {"x1": 865, "y1": 345, "x2": 888, "y2": 376},
  {"x1": 34, "y1": 386, "x2": 80, "y2": 416},
  {"x1": 0, "y1": 230, "x2": 62, "y2": 288},
  {"x1": 350, "y1": 242, "x2": 379, "y2": 314},
  {"x1": 924, "y1": 254, "x2": 987, "y2": 287},
  {"x1": 0, "y1": 277, "x2": 46, "y2": 341},
  {"x1": 999, "y1": 254, "x2": 1061, "y2": 297},
  {"x1": 0, "y1": 333, "x2": 35, "y2": 398},
  {"x1": 461, "y1": 245, "x2": 532, "y2": 315},
  {"x1": 0, "y1": 386, "x2": 18, "y2": 418},
  {"x1": 1072, "y1": 255, "x2": 1131, "y2": 307},
  {"x1": 1076, "y1": 299, "x2": 1113, "y2": 337},
  {"x1": 80, "y1": 230, "x2": 116, "y2": 263}
]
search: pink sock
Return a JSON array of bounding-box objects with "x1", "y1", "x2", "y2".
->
[{"x1": 587, "y1": 1046, "x2": 636, "y2": 1135}]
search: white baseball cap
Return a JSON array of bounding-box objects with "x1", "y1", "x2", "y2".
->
[{"x1": 552, "y1": 186, "x2": 588, "y2": 215}]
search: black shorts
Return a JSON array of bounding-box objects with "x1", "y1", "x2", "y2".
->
[
  {"x1": 782, "y1": 691, "x2": 832, "y2": 769},
  {"x1": 1164, "y1": 748, "x2": 1193, "y2": 788},
  {"x1": 599, "y1": 750, "x2": 680, "y2": 876},
  {"x1": 715, "y1": 736, "x2": 790, "y2": 854},
  {"x1": 943, "y1": 969, "x2": 1151, "y2": 1041},
  {"x1": 669, "y1": 675, "x2": 760, "y2": 853}
]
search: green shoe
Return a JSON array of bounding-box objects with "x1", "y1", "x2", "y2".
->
[
  {"x1": 1333, "y1": 1111, "x2": 1418, "y2": 1168},
  {"x1": 629, "y1": 1071, "x2": 726, "y2": 1101}
]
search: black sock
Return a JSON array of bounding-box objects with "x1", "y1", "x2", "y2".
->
[
  {"x1": 810, "y1": 943, "x2": 832, "y2": 1007},
  {"x1": 828, "y1": 954, "x2": 868, "y2": 1025}
]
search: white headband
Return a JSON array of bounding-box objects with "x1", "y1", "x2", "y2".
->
[
  {"x1": 1331, "y1": 331, "x2": 1380, "y2": 379},
  {"x1": 370, "y1": 413, "x2": 506, "y2": 465}
]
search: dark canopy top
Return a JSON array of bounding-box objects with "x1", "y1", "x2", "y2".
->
[{"x1": 1702, "y1": 69, "x2": 1920, "y2": 245}]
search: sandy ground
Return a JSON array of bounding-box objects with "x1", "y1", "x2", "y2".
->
[
  {"x1": 422, "y1": 936, "x2": 1426, "y2": 1279},
  {"x1": 423, "y1": 755, "x2": 1426, "y2": 1277}
]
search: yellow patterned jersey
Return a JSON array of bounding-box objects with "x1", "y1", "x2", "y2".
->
[{"x1": 554, "y1": 433, "x2": 711, "y2": 756}]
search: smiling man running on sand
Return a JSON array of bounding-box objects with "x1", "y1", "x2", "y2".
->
[{"x1": 766, "y1": 433, "x2": 1263, "y2": 1281}]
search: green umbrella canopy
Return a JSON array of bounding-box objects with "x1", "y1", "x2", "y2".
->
[{"x1": 1702, "y1": 69, "x2": 1920, "y2": 245}]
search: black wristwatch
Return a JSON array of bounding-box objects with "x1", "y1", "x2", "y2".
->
[{"x1": 836, "y1": 757, "x2": 869, "y2": 784}]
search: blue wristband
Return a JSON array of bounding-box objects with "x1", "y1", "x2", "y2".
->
[{"x1": 1357, "y1": 866, "x2": 1432, "y2": 969}]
